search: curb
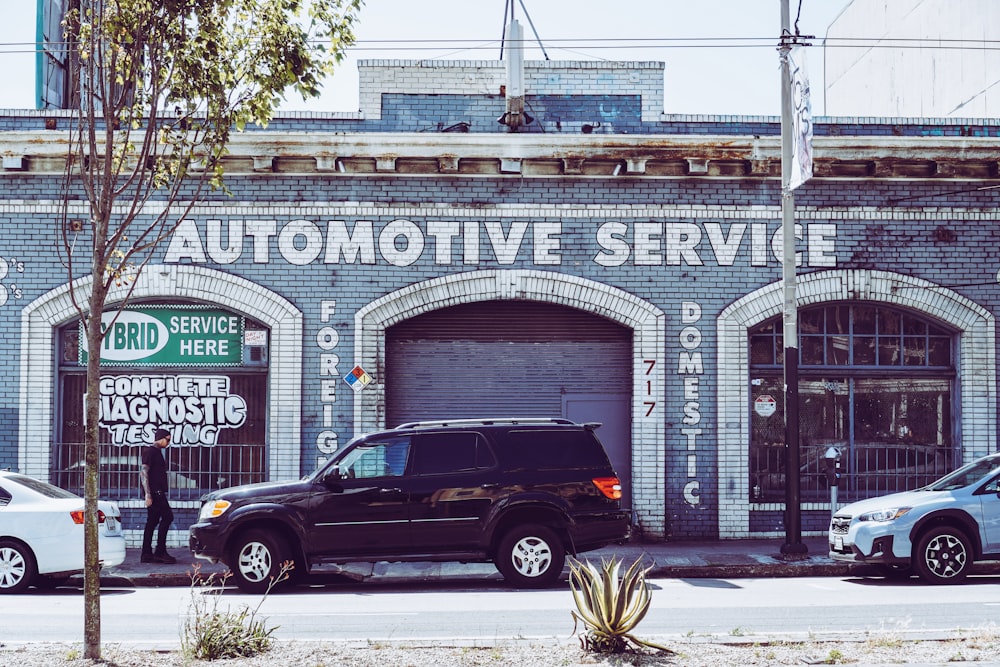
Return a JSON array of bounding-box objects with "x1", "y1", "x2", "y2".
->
[{"x1": 89, "y1": 559, "x2": 859, "y2": 588}]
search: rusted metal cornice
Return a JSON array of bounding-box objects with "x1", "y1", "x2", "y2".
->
[{"x1": 1, "y1": 130, "x2": 998, "y2": 179}]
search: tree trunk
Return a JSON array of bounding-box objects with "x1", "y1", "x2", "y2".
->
[{"x1": 83, "y1": 285, "x2": 108, "y2": 660}]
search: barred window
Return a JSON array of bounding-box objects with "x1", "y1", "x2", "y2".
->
[
  {"x1": 52, "y1": 307, "x2": 270, "y2": 502},
  {"x1": 749, "y1": 304, "x2": 956, "y2": 503}
]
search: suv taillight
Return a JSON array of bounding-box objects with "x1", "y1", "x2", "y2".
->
[
  {"x1": 70, "y1": 510, "x2": 107, "y2": 524},
  {"x1": 592, "y1": 476, "x2": 622, "y2": 500}
]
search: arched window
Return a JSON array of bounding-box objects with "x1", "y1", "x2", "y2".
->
[
  {"x1": 52, "y1": 305, "x2": 271, "y2": 502},
  {"x1": 748, "y1": 304, "x2": 956, "y2": 502}
]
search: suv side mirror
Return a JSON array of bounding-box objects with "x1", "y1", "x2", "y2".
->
[{"x1": 323, "y1": 465, "x2": 345, "y2": 483}]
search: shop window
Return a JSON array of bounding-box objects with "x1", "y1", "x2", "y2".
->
[
  {"x1": 749, "y1": 304, "x2": 955, "y2": 503},
  {"x1": 52, "y1": 306, "x2": 270, "y2": 501}
]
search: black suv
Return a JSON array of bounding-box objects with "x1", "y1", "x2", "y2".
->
[{"x1": 189, "y1": 418, "x2": 631, "y2": 592}]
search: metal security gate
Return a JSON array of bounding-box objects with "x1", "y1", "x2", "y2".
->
[
  {"x1": 53, "y1": 309, "x2": 270, "y2": 503},
  {"x1": 385, "y1": 300, "x2": 633, "y2": 498}
]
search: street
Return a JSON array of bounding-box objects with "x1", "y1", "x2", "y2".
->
[{"x1": 2, "y1": 574, "x2": 998, "y2": 647}]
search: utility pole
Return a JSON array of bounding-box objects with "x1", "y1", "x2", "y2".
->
[
  {"x1": 779, "y1": 0, "x2": 806, "y2": 557},
  {"x1": 499, "y1": 0, "x2": 546, "y2": 131}
]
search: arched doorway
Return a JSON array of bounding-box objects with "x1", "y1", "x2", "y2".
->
[
  {"x1": 717, "y1": 269, "x2": 995, "y2": 538},
  {"x1": 385, "y1": 300, "x2": 633, "y2": 505},
  {"x1": 18, "y1": 265, "x2": 303, "y2": 484},
  {"x1": 354, "y1": 269, "x2": 667, "y2": 537}
]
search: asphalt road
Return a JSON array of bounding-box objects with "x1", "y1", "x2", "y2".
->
[{"x1": 2, "y1": 574, "x2": 999, "y2": 647}]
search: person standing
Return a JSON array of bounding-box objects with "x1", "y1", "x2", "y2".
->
[{"x1": 140, "y1": 428, "x2": 177, "y2": 564}]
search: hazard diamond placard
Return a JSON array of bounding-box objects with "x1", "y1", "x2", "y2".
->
[{"x1": 344, "y1": 365, "x2": 373, "y2": 392}]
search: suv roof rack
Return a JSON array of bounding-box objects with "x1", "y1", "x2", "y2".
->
[{"x1": 394, "y1": 417, "x2": 575, "y2": 430}]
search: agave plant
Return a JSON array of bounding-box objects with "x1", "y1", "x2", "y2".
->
[{"x1": 568, "y1": 555, "x2": 671, "y2": 654}]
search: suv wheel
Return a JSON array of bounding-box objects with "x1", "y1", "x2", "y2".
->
[
  {"x1": 914, "y1": 526, "x2": 972, "y2": 584},
  {"x1": 230, "y1": 529, "x2": 290, "y2": 594},
  {"x1": 0, "y1": 539, "x2": 37, "y2": 594},
  {"x1": 495, "y1": 524, "x2": 565, "y2": 588}
]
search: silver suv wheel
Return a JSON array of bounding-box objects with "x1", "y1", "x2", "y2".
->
[{"x1": 914, "y1": 526, "x2": 972, "y2": 584}]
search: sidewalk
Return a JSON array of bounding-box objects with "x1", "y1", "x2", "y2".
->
[{"x1": 92, "y1": 535, "x2": 872, "y2": 587}]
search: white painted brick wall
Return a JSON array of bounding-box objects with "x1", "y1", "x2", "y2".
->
[{"x1": 358, "y1": 59, "x2": 665, "y2": 122}]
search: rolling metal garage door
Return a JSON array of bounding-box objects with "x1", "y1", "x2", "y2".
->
[{"x1": 385, "y1": 300, "x2": 632, "y2": 425}]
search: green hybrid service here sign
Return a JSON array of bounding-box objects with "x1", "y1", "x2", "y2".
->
[{"x1": 81, "y1": 306, "x2": 245, "y2": 367}]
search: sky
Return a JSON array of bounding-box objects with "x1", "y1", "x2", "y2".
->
[{"x1": 0, "y1": 0, "x2": 853, "y2": 115}]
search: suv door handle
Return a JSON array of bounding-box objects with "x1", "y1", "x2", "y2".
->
[
  {"x1": 480, "y1": 483, "x2": 500, "y2": 489},
  {"x1": 380, "y1": 487, "x2": 403, "y2": 494}
]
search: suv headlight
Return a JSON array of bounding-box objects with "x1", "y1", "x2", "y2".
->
[
  {"x1": 858, "y1": 507, "x2": 911, "y2": 522},
  {"x1": 199, "y1": 500, "x2": 232, "y2": 521}
]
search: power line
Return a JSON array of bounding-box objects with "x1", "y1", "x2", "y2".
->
[{"x1": 4, "y1": 35, "x2": 1000, "y2": 56}]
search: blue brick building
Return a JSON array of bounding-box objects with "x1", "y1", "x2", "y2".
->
[{"x1": 1, "y1": 60, "x2": 998, "y2": 547}]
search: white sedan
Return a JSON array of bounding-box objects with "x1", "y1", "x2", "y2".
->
[{"x1": 0, "y1": 470, "x2": 126, "y2": 593}]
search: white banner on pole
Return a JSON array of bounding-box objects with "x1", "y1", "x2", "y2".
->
[{"x1": 789, "y1": 46, "x2": 813, "y2": 190}]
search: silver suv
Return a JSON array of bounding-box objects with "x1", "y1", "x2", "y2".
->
[{"x1": 829, "y1": 452, "x2": 1000, "y2": 583}]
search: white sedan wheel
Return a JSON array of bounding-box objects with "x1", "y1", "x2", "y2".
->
[{"x1": 0, "y1": 541, "x2": 37, "y2": 593}]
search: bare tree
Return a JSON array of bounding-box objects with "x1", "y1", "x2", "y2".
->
[{"x1": 56, "y1": 0, "x2": 362, "y2": 658}]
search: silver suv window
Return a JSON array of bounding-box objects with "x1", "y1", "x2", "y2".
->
[{"x1": 926, "y1": 456, "x2": 1000, "y2": 492}]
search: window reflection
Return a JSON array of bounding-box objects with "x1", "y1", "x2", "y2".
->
[{"x1": 749, "y1": 304, "x2": 955, "y2": 502}]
